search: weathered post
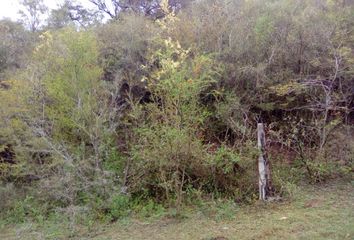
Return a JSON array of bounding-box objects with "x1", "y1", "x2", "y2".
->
[{"x1": 257, "y1": 123, "x2": 271, "y2": 201}]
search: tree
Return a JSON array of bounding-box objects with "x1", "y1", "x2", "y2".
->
[
  {"x1": 18, "y1": 0, "x2": 48, "y2": 32},
  {"x1": 24, "y1": 28, "x2": 119, "y2": 207},
  {"x1": 47, "y1": 0, "x2": 103, "y2": 29},
  {"x1": 0, "y1": 19, "x2": 30, "y2": 79},
  {"x1": 88, "y1": 0, "x2": 192, "y2": 19},
  {"x1": 96, "y1": 14, "x2": 158, "y2": 83},
  {"x1": 47, "y1": 2, "x2": 74, "y2": 29}
]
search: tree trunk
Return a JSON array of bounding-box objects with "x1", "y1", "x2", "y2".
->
[{"x1": 257, "y1": 123, "x2": 272, "y2": 201}]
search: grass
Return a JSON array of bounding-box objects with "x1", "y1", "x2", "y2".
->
[{"x1": 1, "y1": 180, "x2": 353, "y2": 240}]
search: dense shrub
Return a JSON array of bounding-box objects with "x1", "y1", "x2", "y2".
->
[{"x1": 0, "y1": 0, "x2": 353, "y2": 223}]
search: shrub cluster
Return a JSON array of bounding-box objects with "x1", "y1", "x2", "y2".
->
[{"x1": 0, "y1": 0, "x2": 353, "y2": 222}]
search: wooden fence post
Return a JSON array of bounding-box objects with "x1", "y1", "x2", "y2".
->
[{"x1": 257, "y1": 123, "x2": 271, "y2": 201}]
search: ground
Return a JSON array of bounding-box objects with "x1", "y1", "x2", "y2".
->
[{"x1": 1, "y1": 181, "x2": 353, "y2": 240}]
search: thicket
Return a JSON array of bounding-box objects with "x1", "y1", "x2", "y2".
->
[{"x1": 0, "y1": 0, "x2": 353, "y2": 224}]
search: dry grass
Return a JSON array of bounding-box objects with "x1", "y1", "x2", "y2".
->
[{"x1": 1, "y1": 181, "x2": 353, "y2": 240}]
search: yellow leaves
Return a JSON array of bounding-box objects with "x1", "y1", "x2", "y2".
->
[
  {"x1": 270, "y1": 81, "x2": 304, "y2": 96},
  {"x1": 164, "y1": 37, "x2": 173, "y2": 47},
  {"x1": 39, "y1": 31, "x2": 53, "y2": 42},
  {"x1": 310, "y1": 58, "x2": 321, "y2": 68},
  {"x1": 339, "y1": 46, "x2": 354, "y2": 70},
  {"x1": 34, "y1": 31, "x2": 53, "y2": 55},
  {"x1": 339, "y1": 46, "x2": 352, "y2": 57},
  {"x1": 193, "y1": 63, "x2": 202, "y2": 76},
  {"x1": 326, "y1": 0, "x2": 336, "y2": 7},
  {"x1": 164, "y1": 37, "x2": 185, "y2": 52},
  {"x1": 151, "y1": 38, "x2": 190, "y2": 80},
  {"x1": 140, "y1": 76, "x2": 147, "y2": 83},
  {"x1": 176, "y1": 41, "x2": 181, "y2": 50},
  {"x1": 325, "y1": 118, "x2": 341, "y2": 130},
  {"x1": 156, "y1": 0, "x2": 179, "y2": 33},
  {"x1": 160, "y1": 0, "x2": 170, "y2": 14}
]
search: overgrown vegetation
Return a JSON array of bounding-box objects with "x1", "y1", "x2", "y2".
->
[{"x1": 0, "y1": 0, "x2": 353, "y2": 226}]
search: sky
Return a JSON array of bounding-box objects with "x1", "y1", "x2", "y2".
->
[{"x1": 0, "y1": 0, "x2": 96, "y2": 21}]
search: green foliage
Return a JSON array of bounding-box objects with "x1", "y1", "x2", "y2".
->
[
  {"x1": 97, "y1": 14, "x2": 158, "y2": 83},
  {"x1": 133, "y1": 199, "x2": 166, "y2": 218},
  {"x1": 254, "y1": 14, "x2": 274, "y2": 47},
  {"x1": 103, "y1": 146, "x2": 125, "y2": 174},
  {"x1": 0, "y1": 20, "x2": 30, "y2": 78},
  {"x1": 0, "y1": 78, "x2": 40, "y2": 181},
  {"x1": 129, "y1": 38, "x2": 217, "y2": 208},
  {"x1": 211, "y1": 145, "x2": 240, "y2": 174},
  {"x1": 1, "y1": 0, "x2": 354, "y2": 226},
  {"x1": 33, "y1": 29, "x2": 103, "y2": 142},
  {"x1": 108, "y1": 194, "x2": 131, "y2": 220},
  {"x1": 1, "y1": 28, "x2": 122, "y2": 222},
  {"x1": 3, "y1": 196, "x2": 47, "y2": 224}
]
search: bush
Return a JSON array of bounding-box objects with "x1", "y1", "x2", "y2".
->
[
  {"x1": 108, "y1": 194, "x2": 131, "y2": 220},
  {"x1": 126, "y1": 38, "x2": 215, "y2": 209},
  {"x1": 3, "y1": 196, "x2": 46, "y2": 224},
  {"x1": 1, "y1": 0, "x2": 354, "y2": 225}
]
